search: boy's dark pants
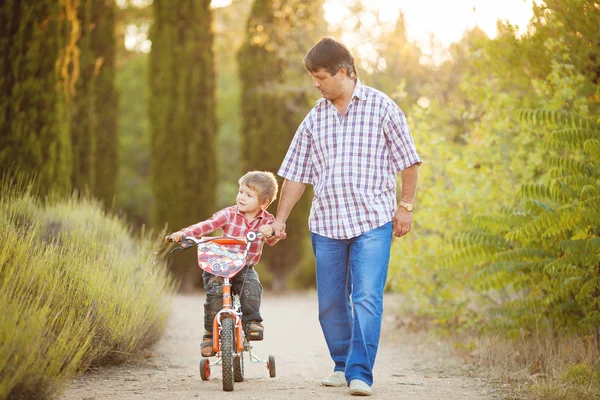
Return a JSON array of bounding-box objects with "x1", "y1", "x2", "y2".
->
[{"x1": 203, "y1": 265, "x2": 263, "y2": 332}]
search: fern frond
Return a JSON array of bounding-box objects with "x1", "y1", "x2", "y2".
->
[
  {"x1": 506, "y1": 207, "x2": 581, "y2": 241},
  {"x1": 557, "y1": 175, "x2": 598, "y2": 190},
  {"x1": 546, "y1": 157, "x2": 596, "y2": 176},
  {"x1": 494, "y1": 247, "x2": 555, "y2": 262},
  {"x1": 559, "y1": 238, "x2": 600, "y2": 254},
  {"x1": 518, "y1": 109, "x2": 598, "y2": 129},
  {"x1": 561, "y1": 251, "x2": 600, "y2": 269},
  {"x1": 580, "y1": 185, "x2": 599, "y2": 201},
  {"x1": 522, "y1": 200, "x2": 555, "y2": 215},
  {"x1": 543, "y1": 128, "x2": 600, "y2": 150},
  {"x1": 583, "y1": 139, "x2": 600, "y2": 158},
  {"x1": 471, "y1": 215, "x2": 512, "y2": 233},
  {"x1": 519, "y1": 183, "x2": 569, "y2": 203},
  {"x1": 444, "y1": 244, "x2": 497, "y2": 269},
  {"x1": 452, "y1": 231, "x2": 511, "y2": 249},
  {"x1": 580, "y1": 209, "x2": 600, "y2": 227},
  {"x1": 579, "y1": 195, "x2": 600, "y2": 211},
  {"x1": 574, "y1": 277, "x2": 600, "y2": 304}
]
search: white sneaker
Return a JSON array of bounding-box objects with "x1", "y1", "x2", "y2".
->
[
  {"x1": 349, "y1": 379, "x2": 372, "y2": 396},
  {"x1": 321, "y1": 371, "x2": 346, "y2": 387}
]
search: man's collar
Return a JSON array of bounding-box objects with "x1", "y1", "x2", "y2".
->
[
  {"x1": 352, "y1": 79, "x2": 367, "y2": 101},
  {"x1": 316, "y1": 78, "x2": 367, "y2": 105}
]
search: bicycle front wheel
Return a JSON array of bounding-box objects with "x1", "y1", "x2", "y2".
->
[{"x1": 220, "y1": 317, "x2": 235, "y2": 391}]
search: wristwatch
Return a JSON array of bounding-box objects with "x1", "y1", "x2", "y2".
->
[{"x1": 399, "y1": 201, "x2": 414, "y2": 212}]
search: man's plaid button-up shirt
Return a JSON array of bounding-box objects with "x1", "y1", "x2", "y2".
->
[{"x1": 278, "y1": 80, "x2": 421, "y2": 240}]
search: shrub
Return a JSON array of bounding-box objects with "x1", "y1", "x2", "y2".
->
[{"x1": 0, "y1": 177, "x2": 176, "y2": 399}]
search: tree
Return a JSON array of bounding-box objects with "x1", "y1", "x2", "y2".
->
[
  {"x1": 149, "y1": 0, "x2": 218, "y2": 284},
  {"x1": 213, "y1": 0, "x2": 253, "y2": 208},
  {"x1": 0, "y1": 1, "x2": 72, "y2": 195},
  {"x1": 71, "y1": 0, "x2": 96, "y2": 194},
  {"x1": 371, "y1": 12, "x2": 430, "y2": 108},
  {"x1": 399, "y1": 1, "x2": 600, "y2": 341},
  {"x1": 237, "y1": 0, "x2": 325, "y2": 290},
  {"x1": 535, "y1": 0, "x2": 600, "y2": 101},
  {"x1": 113, "y1": 0, "x2": 153, "y2": 227},
  {"x1": 92, "y1": 0, "x2": 119, "y2": 207}
]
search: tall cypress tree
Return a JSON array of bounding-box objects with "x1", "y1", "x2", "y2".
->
[
  {"x1": 150, "y1": 0, "x2": 218, "y2": 284},
  {"x1": 237, "y1": 0, "x2": 325, "y2": 290},
  {"x1": 92, "y1": 0, "x2": 119, "y2": 206},
  {"x1": 71, "y1": 0, "x2": 96, "y2": 194},
  {"x1": 0, "y1": 1, "x2": 72, "y2": 195}
]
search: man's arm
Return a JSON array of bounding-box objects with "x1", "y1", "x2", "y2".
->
[
  {"x1": 271, "y1": 179, "x2": 306, "y2": 238},
  {"x1": 393, "y1": 163, "x2": 419, "y2": 237}
]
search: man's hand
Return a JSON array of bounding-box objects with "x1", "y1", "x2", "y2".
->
[
  {"x1": 271, "y1": 219, "x2": 287, "y2": 239},
  {"x1": 167, "y1": 231, "x2": 185, "y2": 242},
  {"x1": 258, "y1": 224, "x2": 275, "y2": 238},
  {"x1": 392, "y1": 207, "x2": 413, "y2": 237}
]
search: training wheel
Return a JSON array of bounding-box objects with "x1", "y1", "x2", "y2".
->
[
  {"x1": 234, "y1": 354, "x2": 244, "y2": 382},
  {"x1": 267, "y1": 355, "x2": 276, "y2": 378},
  {"x1": 199, "y1": 358, "x2": 211, "y2": 381}
]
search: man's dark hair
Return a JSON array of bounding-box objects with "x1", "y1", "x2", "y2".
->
[{"x1": 303, "y1": 37, "x2": 357, "y2": 80}]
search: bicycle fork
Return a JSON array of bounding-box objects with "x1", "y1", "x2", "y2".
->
[{"x1": 213, "y1": 277, "x2": 244, "y2": 355}]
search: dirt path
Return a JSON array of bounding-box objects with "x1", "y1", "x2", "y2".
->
[{"x1": 60, "y1": 292, "x2": 505, "y2": 399}]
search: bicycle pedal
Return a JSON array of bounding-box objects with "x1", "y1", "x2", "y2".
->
[{"x1": 248, "y1": 331, "x2": 263, "y2": 341}]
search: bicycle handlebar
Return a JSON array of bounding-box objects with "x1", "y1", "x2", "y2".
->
[{"x1": 164, "y1": 231, "x2": 264, "y2": 254}]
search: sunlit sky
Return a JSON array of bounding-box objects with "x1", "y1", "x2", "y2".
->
[{"x1": 212, "y1": 0, "x2": 535, "y2": 50}]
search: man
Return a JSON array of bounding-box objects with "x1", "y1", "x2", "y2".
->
[{"x1": 271, "y1": 37, "x2": 421, "y2": 396}]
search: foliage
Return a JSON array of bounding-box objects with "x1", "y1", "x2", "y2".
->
[
  {"x1": 560, "y1": 363, "x2": 600, "y2": 386},
  {"x1": 530, "y1": 362, "x2": 600, "y2": 400},
  {"x1": 213, "y1": 0, "x2": 252, "y2": 208},
  {"x1": 0, "y1": 175, "x2": 175, "y2": 399},
  {"x1": 368, "y1": 12, "x2": 431, "y2": 108},
  {"x1": 71, "y1": 0, "x2": 97, "y2": 194},
  {"x1": 447, "y1": 110, "x2": 599, "y2": 340},
  {"x1": 0, "y1": 0, "x2": 119, "y2": 206},
  {"x1": 534, "y1": 0, "x2": 600, "y2": 97},
  {"x1": 0, "y1": 1, "x2": 72, "y2": 196},
  {"x1": 149, "y1": 0, "x2": 218, "y2": 285},
  {"x1": 92, "y1": 0, "x2": 120, "y2": 207},
  {"x1": 115, "y1": 53, "x2": 152, "y2": 228},
  {"x1": 367, "y1": 5, "x2": 600, "y2": 397},
  {"x1": 237, "y1": 0, "x2": 325, "y2": 289}
]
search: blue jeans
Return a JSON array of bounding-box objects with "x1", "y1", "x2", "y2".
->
[{"x1": 311, "y1": 222, "x2": 392, "y2": 386}]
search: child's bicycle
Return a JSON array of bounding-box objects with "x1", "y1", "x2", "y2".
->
[{"x1": 165, "y1": 231, "x2": 276, "y2": 392}]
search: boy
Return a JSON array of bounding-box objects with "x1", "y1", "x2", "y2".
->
[{"x1": 168, "y1": 171, "x2": 280, "y2": 357}]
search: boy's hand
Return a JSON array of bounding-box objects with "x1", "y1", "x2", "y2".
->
[
  {"x1": 167, "y1": 231, "x2": 185, "y2": 242},
  {"x1": 258, "y1": 225, "x2": 275, "y2": 238}
]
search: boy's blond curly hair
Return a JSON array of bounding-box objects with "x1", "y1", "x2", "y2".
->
[{"x1": 239, "y1": 171, "x2": 278, "y2": 207}]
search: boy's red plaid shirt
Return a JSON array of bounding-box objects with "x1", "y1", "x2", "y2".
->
[{"x1": 179, "y1": 206, "x2": 276, "y2": 266}]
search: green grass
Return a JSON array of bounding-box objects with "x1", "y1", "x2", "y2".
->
[{"x1": 0, "y1": 177, "x2": 176, "y2": 399}]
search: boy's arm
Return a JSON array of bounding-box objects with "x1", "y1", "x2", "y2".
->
[{"x1": 178, "y1": 209, "x2": 229, "y2": 238}]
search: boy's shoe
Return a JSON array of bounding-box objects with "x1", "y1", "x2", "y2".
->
[
  {"x1": 321, "y1": 371, "x2": 346, "y2": 387},
  {"x1": 246, "y1": 321, "x2": 264, "y2": 341},
  {"x1": 349, "y1": 380, "x2": 372, "y2": 396},
  {"x1": 201, "y1": 332, "x2": 215, "y2": 357}
]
